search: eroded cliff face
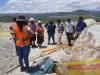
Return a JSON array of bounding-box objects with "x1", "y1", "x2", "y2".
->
[
  {"x1": 0, "y1": 37, "x2": 18, "y2": 75},
  {"x1": 70, "y1": 24, "x2": 100, "y2": 61},
  {"x1": 0, "y1": 22, "x2": 10, "y2": 32}
]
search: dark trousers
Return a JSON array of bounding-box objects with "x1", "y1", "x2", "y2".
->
[
  {"x1": 66, "y1": 32, "x2": 73, "y2": 46},
  {"x1": 16, "y1": 45, "x2": 30, "y2": 69},
  {"x1": 48, "y1": 33, "x2": 55, "y2": 44},
  {"x1": 13, "y1": 38, "x2": 19, "y2": 56},
  {"x1": 30, "y1": 34, "x2": 36, "y2": 45},
  {"x1": 37, "y1": 35, "x2": 44, "y2": 44}
]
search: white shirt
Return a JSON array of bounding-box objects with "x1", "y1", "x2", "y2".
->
[{"x1": 65, "y1": 22, "x2": 74, "y2": 33}]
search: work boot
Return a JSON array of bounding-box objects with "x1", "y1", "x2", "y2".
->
[
  {"x1": 48, "y1": 42, "x2": 50, "y2": 45},
  {"x1": 52, "y1": 42, "x2": 57, "y2": 45},
  {"x1": 26, "y1": 67, "x2": 33, "y2": 73},
  {"x1": 32, "y1": 44, "x2": 37, "y2": 48},
  {"x1": 68, "y1": 44, "x2": 73, "y2": 47},
  {"x1": 20, "y1": 67, "x2": 26, "y2": 72}
]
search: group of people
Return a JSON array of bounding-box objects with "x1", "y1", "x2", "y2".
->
[
  {"x1": 45, "y1": 16, "x2": 87, "y2": 46},
  {"x1": 9, "y1": 15, "x2": 87, "y2": 73}
]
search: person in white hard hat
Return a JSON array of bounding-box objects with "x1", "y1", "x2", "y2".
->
[
  {"x1": 36, "y1": 21, "x2": 44, "y2": 48},
  {"x1": 29, "y1": 17, "x2": 37, "y2": 48}
]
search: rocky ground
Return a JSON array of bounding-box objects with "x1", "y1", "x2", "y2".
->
[
  {"x1": 0, "y1": 37, "x2": 19, "y2": 75},
  {"x1": 0, "y1": 19, "x2": 98, "y2": 75}
]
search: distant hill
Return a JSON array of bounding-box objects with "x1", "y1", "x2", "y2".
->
[
  {"x1": 0, "y1": 10, "x2": 100, "y2": 22},
  {"x1": 0, "y1": 10, "x2": 99, "y2": 16}
]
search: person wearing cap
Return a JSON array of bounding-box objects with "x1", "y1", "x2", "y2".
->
[
  {"x1": 56, "y1": 19, "x2": 64, "y2": 45},
  {"x1": 36, "y1": 21, "x2": 44, "y2": 48},
  {"x1": 29, "y1": 18, "x2": 37, "y2": 48},
  {"x1": 11, "y1": 16, "x2": 31, "y2": 72}
]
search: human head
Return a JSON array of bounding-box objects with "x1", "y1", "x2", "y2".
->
[
  {"x1": 38, "y1": 21, "x2": 42, "y2": 26},
  {"x1": 67, "y1": 18, "x2": 71, "y2": 23},
  {"x1": 79, "y1": 16, "x2": 84, "y2": 22},
  {"x1": 57, "y1": 19, "x2": 61, "y2": 24},
  {"x1": 49, "y1": 21, "x2": 54, "y2": 24},
  {"x1": 29, "y1": 17, "x2": 35, "y2": 23},
  {"x1": 16, "y1": 15, "x2": 26, "y2": 32}
]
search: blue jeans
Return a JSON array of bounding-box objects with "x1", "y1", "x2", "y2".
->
[
  {"x1": 16, "y1": 45, "x2": 30, "y2": 69},
  {"x1": 12, "y1": 38, "x2": 18, "y2": 56},
  {"x1": 48, "y1": 33, "x2": 55, "y2": 44}
]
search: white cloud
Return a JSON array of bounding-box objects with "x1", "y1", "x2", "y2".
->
[{"x1": 0, "y1": 0, "x2": 100, "y2": 13}]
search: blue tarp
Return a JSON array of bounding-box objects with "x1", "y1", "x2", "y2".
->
[{"x1": 30, "y1": 57, "x2": 55, "y2": 75}]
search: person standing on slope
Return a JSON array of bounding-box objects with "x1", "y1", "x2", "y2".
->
[
  {"x1": 11, "y1": 16, "x2": 31, "y2": 72},
  {"x1": 36, "y1": 21, "x2": 44, "y2": 48},
  {"x1": 9, "y1": 17, "x2": 19, "y2": 55},
  {"x1": 46, "y1": 21, "x2": 56, "y2": 45},
  {"x1": 57, "y1": 19, "x2": 64, "y2": 45},
  {"x1": 29, "y1": 18, "x2": 37, "y2": 48},
  {"x1": 65, "y1": 18, "x2": 75, "y2": 46},
  {"x1": 75, "y1": 17, "x2": 87, "y2": 39}
]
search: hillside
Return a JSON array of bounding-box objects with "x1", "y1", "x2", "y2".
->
[{"x1": 0, "y1": 10, "x2": 100, "y2": 22}]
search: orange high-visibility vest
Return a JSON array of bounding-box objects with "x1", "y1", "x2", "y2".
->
[
  {"x1": 15, "y1": 25, "x2": 24, "y2": 46},
  {"x1": 15, "y1": 25, "x2": 30, "y2": 46},
  {"x1": 23, "y1": 25, "x2": 30, "y2": 46}
]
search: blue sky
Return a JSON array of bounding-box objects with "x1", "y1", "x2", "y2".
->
[
  {"x1": 0, "y1": 0, "x2": 8, "y2": 7},
  {"x1": 0, "y1": 0, "x2": 100, "y2": 13}
]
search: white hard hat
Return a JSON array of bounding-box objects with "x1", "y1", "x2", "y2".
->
[
  {"x1": 38, "y1": 21, "x2": 42, "y2": 23},
  {"x1": 29, "y1": 18, "x2": 35, "y2": 21}
]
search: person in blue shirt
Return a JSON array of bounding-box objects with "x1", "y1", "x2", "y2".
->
[
  {"x1": 46, "y1": 21, "x2": 56, "y2": 45},
  {"x1": 75, "y1": 17, "x2": 87, "y2": 39}
]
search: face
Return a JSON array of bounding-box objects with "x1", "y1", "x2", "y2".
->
[
  {"x1": 31, "y1": 21, "x2": 35, "y2": 23},
  {"x1": 39, "y1": 23, "x2": 42, "y2": 26}
]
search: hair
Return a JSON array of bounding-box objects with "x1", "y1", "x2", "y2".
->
[
  {"x1": 16, "y1": 16, "x2": 26, "y2": 32},
  {"x1": 17, "y1": 21, "x2": 25, "y2": 32},
  {"x1": 67, "y1": 18, "x2": 71, "y2": 23},
  {"x1": 79, "y1": 16, "x2": 84, "y2": 22},
  {"x1": 57, "y1": 19, "x2": 61, "y2": 23},
  {"x1": 25, "y1": 20, "x2": 28, "y2": 25},
  {"x1": 49, "y1": 21, "x2": 54, "y2": 24}
]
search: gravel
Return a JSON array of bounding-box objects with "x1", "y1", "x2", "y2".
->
[{"x1": 0, "y1": 37, "x2": 18, "y2": 75}]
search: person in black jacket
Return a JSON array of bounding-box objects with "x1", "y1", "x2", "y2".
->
[
  {"x1": 46, "y1": 21, "x2": 56, "y2": 45},
  {"x1": 75, "y1": 17, "x2": 87, "y2": 39}
]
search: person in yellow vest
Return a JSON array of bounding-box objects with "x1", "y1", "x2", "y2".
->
[
  {"x1": 36, "y1": 21, "x2": 44, "y2": 48},
  {"x1": 11, "y1": 16, "x2": 31, "y2": 72}
]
